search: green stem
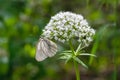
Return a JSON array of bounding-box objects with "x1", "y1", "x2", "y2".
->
[
  {"x1": 86, "y1": 0, "x2": 89, "y2": 9},
  {"x1": 69, "y1": 40, "x2": 75, "y2": 54},
  {"x1": 113, "y1": 48, "x2": 117, "y2": 80},
  {"x1": 74, "y1": 60, "x2": 80, "y2": 80},
  {"x1": 69, "y1": 40, "x2": 80, "y2": 80},
  {"x1": 113, "y1": 0, "x2": 118, "y2": 79},
  {"x1": 89, "y1": 39, "x2": 99, "y2": 65}
]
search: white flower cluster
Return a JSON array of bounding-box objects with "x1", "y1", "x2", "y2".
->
[{"x1": 42, "y1": 11, "x2": 95, "y2": 47}]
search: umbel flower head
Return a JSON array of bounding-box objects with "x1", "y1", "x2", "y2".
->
[{"x1": 42, "y1": 11, "x2": 95, "y2": 47}]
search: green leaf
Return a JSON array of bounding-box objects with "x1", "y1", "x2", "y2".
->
[
  {"x1": 79, "y1": 53, "x2": 97, "y2": 57},
  {"x1": 60, "y1": 52, "x2": 73, "y2": 58},
  {"x1": 59, "y1": 54, "x2": 72, "y2": 64},
  {"x1": 65, "y1": 56, "x2": 72, "y2": 64},
  {"x1": 73, "y1": 57, "x2": 88, "y2": 69},
  {"x1": 60, "y1": 52, "x2": 71, "y2": 55},
  {"x1": 59, "y1": 53, "x2": 72, "y2": 60},
  {"x1": 59, "y1": 56, "x2": 68, "y2": 60},
  {"x1": 62, "y1": 50, "x2": 72, "y2": 53},
  {"x1": 75, "y1": 43, "x2": 81, "y2": 54}
]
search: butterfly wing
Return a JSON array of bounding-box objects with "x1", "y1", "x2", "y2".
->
[
  {"x1": 44, "y1": 38, "x2": 57, "y2": 57},
  {"x1": 35, "y1": 38, "x2": 57, "y2": 61},
  {"x1": 35, "y1": 38, "x2": 48, "y2": 61}
]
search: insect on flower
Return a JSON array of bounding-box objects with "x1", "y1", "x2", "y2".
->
[{"x1": 35, "y1": 38, "x2": 57, "y2": 61}]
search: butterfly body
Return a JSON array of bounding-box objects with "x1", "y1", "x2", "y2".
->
[{"x1": 35, "y1": 38, "x2": 57, "y2": 61}]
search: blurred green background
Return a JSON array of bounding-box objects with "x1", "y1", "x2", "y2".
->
[{"x1": 0, "y1": 0, "x2": 120, "y2": 80}]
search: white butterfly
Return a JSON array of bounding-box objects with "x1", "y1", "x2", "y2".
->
[{"x1": 35, "y1": 38, "x2": 57, "y2": 61}]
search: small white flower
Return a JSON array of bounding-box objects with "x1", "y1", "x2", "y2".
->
[{"x1": 42, "y1": 11, "x2": 95, "y2": 47}]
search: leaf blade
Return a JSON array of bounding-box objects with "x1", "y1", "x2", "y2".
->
[{"x1": 73, "y1": 57, "x2": 88, "y2": 69}]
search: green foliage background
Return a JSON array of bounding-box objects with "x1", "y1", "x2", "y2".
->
[{"x1": 0, "y1": 0, "x2": 120, "y2": 80}]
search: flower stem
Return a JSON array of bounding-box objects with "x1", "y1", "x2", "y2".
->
[
  {"x1": 113, "y1": 48, "x2": 117, "y2": 80},
  {"x1": 74, "y1": 60, "x2": 80, "y2": 80},
  {"x1": 69, "y1": 40, "x2": 80, "y2": 80}
]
